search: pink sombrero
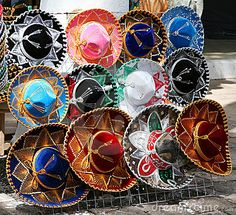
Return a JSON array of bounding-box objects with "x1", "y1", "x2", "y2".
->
[{"x1": 66, "y1": 9, "x2": 122, "y2": 68}]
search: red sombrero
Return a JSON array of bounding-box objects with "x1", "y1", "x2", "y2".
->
[
  {"x1": 66, "y1": 9, "x2": 122, "y2": 68},
  {"x1": 176, "y1": 99, "x2": 232, "y2": 176},
  {"x1": 64, "y1": 107, "x2": 136, "y2": 192}
]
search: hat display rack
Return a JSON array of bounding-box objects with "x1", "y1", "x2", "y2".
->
[{"x1": 0, "y1": 2, "x2": 231, "y2": 213}]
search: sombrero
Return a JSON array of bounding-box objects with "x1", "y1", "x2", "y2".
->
[
  {"x1": 119, "y1": 10, "x2": 168, "y2": 63},
  {"x1": 64, "y1": 107, "x2": 136, "y2": 192},
  {"x1": 65, "y1": 64, "x2": 118, "y2": 120},
  {"x1": 114, "y1": 58, "x2": 169, "y2": 117},
  {"x1": 6, "y1": 123, "x2": 89, "y2": 208},
  {"x1": 7, "y1": 9, "x2": 67, "y2": 68},
  {"x1": 161, "y1": 5, "x2": 204, "y2": 57},
  {"x1": 8, "y1": 65, "x2": 69, "y2": 128},
  {"x1": 66, "y1": 9, "x2": 122, "y2": 68},
  {"x1": 140, "y1": 0, "x2": 169, "y2": 17},
  {"x1": 176, "y1": 99, "x2": 232, "y2": 176},
  {"x1": 123, "y1": 104, "x2": 195, "y2": 189},
  {"x1": 123, "y1": 105, "x2": 196, "y2": 190},
  {"x1": 164, "y1": 47, "x2": 209, "y2": 106}
]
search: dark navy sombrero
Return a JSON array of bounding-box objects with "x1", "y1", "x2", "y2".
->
[
  {"x1": 161, "y1": 6, "x2": 204, "y2": 57},
  {"x1": 6, "y1": 123, "x2": 89, "y2": 208},
  {"x1": 119, "y1": 10, "x2": 168, "y2": 63}
]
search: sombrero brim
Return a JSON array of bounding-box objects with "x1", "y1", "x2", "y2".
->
[
  {"x1": 123, "y1": 104, "x2": 195, "y2": 189},
  {"x1": 65, "y1": 64, "x2": 119, "y2": 120},
  {"x1": 114, "y1": 58, "x2": 169, "y2": 117},
  {"x1": 175, "y1": 99, "x2": 232, "y2": 176},
  {"x1": 119, "y1": 9, "x2": 168, "y2": 63},
  {"x1": 7, "y1": 9, "x2": 67, "y2": 68},
  {"x1": 64, "y1": 107, "x2": 136, "y2": 192},
  {"x1": 164, "y1": 47, "x2": 209, "y2": 106},
  {"x1": 161, "y1": 5, "x2": 204, "y2": 57},
  {"x1": 6, "y1": 123, "x2": 89, "y2": 208},
  {"x1": 66, "y1": 9, "x2": 122, "y2": 68},
  {"x1": 7, "y1": 65, "x2": 69, "y2": 128}
]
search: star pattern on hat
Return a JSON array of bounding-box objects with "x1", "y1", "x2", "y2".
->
[
  {"x1": 125, "y1": 107, "x2": 192, "y2": 189},
  {"x1": 176, "y1": 102, "x2": 231, "y2": 175},
  {"x1": 120, "y1": 13, "x2": 165, "y2": 62},
  {"x1": 8, "y1": 12, "x2": 65, "y2": 67},
  {"x1": 67, "y1": 109, "x2": 136, "y2": 191},
  {"x1": 10, "y1": 127, "x2": 87, "y2": 206},
  {"x1": 10, "y1": 67, "x2": 67, "y2": 127},
  {"x1": 164, "y1": 48, "x2": 209, "y2": 105},
  {"x1": 115, "y1": 59, "x2": 168, "y2": 116}
]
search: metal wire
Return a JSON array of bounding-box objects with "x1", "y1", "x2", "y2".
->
[{"x1": 77, "y1": 172, "x2": 215, "y2": 210}]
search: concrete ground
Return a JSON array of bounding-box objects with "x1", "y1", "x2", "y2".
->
[{"x1": 0, "y1": 80, "x2": 235, "y2": 214}]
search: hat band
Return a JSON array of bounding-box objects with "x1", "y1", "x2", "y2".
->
[{"x1": 193, "y1": 121, "x2": 221, "y2": 162}]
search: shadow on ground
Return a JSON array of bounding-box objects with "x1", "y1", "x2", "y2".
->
[{"x1": 208, "y1": 79, "x2": 236, "y2": 95}]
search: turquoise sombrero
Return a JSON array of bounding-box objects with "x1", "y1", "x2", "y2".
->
[{"x1": 8, "y1": 65, "x2": 69, "y2": 128}]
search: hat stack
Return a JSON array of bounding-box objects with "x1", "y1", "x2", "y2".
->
[
  {"x1": 2, "y1": 5, "x2": 232, "y2": 209},
  {"x1": 0, "y1": 4, "x2": 7, "y2": 92}
]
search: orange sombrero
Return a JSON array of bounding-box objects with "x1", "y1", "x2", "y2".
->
[
  {"x1": 176, "y1": 99, "x2": 232, "y2": 176},
  {"x1": 64, "y1": 107, "x2": 136, "y2": 192},
  {"x1": 66, "y1": 9, "x2": 122, "y2": 68}
]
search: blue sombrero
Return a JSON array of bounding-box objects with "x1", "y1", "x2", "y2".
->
[
  {"x1": 119, "y1": 10, "x2": 168, "y2": 63},
  {"x1": 8, "y1": 66, "x2": 69, "y2": 128},
  {"x1": 161, "y1": 6, "x2": 204, "y2": 57},
  {"x1": 6, "y1": 123, "x2": 89, "y2": 208}
]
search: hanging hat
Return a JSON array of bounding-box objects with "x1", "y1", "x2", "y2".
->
[
  {"x1": 114, "y1": 58, "x2": 169, "y2": 117},
  {"x1": 176, "y1": 99, "x2": 232, "y2": 176},
  {"x1": 164, "y1": 47, "x2": 209, "y2": 106},
  {"x1": 66, "y1": 9, "x2": 122, "y2": 68},
  {"x1": 7, "y1": 9, "x2": 67, "y2": 68},
  {"x1": 123, "y1": 104, "x2": 195, "y2": 189},
  {"x1": 8, "y1": 66, "x2": 69, "y2": 128},
  {"x1": 119, "y1": 10, "x2": 167, "y2": 63},
  {"x1": 65, "y1": 64, "x2": 118, "y2": 120},
  {"x1": 64, "y1": 107, "x2": 136, "y2": 192},
  {"x1": 140, "y1": 0, "x2": 169, "y2": 17},
  {"x1": 161, "y1": 5, "x2": 204, "y2": 57},
  {"x1": 6, "y1": 123, "x2": 89, "y2": 208}
]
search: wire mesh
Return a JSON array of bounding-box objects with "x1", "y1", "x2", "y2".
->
[{"x1": 77, "y1": 172, "x2": 215, "y2": 210}]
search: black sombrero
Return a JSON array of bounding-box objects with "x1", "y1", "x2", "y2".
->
[{"x1": 7, "y1": 9, "x2": 67, "y2": 68}]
